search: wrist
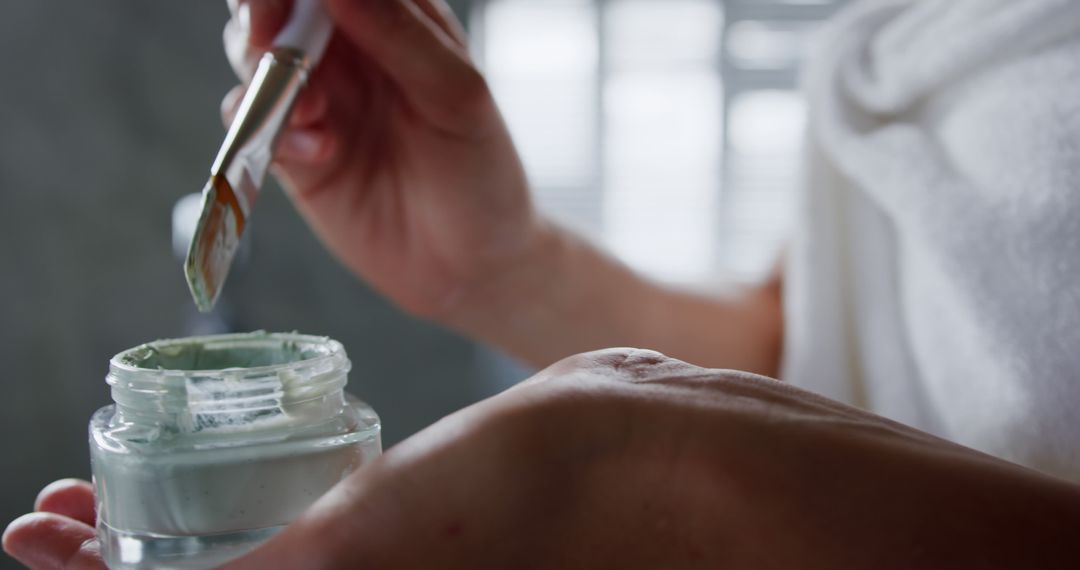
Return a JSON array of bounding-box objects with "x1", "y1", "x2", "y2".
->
[
  {"x1": 442, "y1": 218, "x2": 657, "y2": 367},
  {"x1": 441, "y1": 217, "x2": 568, "y2": 336}
]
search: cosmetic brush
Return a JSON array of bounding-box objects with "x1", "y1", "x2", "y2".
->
[{"x1": 185, "y1": 0, "x2": 332, "y2": 312}]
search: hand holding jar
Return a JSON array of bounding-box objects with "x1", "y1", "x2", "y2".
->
[{"x1": 9, "y1": 349, "x2": 1080, "y2": 569}]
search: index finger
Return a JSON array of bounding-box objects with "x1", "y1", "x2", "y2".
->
[{"x1": 3, "y1": 513, "x2": 104, "y2": 570}]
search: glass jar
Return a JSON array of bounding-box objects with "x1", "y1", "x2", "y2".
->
[{"x1": 89, "y1": 332, "x2": 381, "y2": 569}]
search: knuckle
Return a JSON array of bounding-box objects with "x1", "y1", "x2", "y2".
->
[
  {"x1": 606, "y1": 348, "x2": 681, "y2": 383},
  {"x1": 613, "y1": 348, "x2": 670, "y2": 369},
  {"x1": 539, "y1": 348, "x2": 677, "y2": 386},
  {"x1": 589, "y1": 347, "x2": 671, "y2": 373}
]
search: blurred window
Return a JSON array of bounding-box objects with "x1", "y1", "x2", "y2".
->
[{"x1": 472, "y1": 0, "x2": 843, "y2": 284}]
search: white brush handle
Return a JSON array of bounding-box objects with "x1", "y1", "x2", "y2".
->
[{"x1": 273, "y1": 0, "x2": 333, "y2": 67}]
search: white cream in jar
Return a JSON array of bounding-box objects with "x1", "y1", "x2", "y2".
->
[{"x1": 89, "y1": 332, "x2": 381, "y2": 569}]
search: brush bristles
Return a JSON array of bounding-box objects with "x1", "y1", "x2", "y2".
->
[{"x1": 184, "y1": 176, "x2": 246, "y2": 313}]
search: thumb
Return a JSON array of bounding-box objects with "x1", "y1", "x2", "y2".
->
[{"x1": 326, "y1": 0, "x2": 496, "y2": 135}]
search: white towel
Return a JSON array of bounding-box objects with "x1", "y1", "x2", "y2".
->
[{"x1": 783, "y1": 0, "x2": 1080, "y2": 481}]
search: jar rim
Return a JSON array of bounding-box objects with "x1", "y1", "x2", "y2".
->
[
  {"x1": 109, "y1": 331, "x2": 345, "y2": 380},
  {"x1": 105, "y1": 332, "x2": 353, "y2": 433}
]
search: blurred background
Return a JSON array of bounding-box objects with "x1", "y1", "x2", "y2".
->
[{"x1": 0, "y1": 0, "x2": 845, "y2": 566}]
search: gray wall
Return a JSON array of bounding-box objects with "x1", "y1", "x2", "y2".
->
[{"x1": 0, "y1": 2, "x2": 519, "y2": 567}]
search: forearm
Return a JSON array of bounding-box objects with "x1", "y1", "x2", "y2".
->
[{"x1": 447, "y1": 221, "x2": 784, "y2": 373}]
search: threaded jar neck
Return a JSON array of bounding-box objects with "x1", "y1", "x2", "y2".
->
[{"x1": 107, "y1": 332, "x2": 351, "y2": 434}]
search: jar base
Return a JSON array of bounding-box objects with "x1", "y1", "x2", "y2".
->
[{"x1": 98, "y1": 521, "x2": 284, "y2": 569}]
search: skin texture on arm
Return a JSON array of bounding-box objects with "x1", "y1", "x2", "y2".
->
[
  {"x1": 7, "y1": 349, "x2": 1080, "y2": 569},
  {"x1": 221, "y1": 0, "x2": 783, "y2": 373}
]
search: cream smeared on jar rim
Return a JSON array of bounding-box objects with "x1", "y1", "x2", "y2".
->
[{"x1": 119, "y1": 331, "x2": 327, "y2": 371}]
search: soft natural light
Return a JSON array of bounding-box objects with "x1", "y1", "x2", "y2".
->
[
  {"x1": 606, "y1": 0, "x2": 722, "y2": 71},
  {"x1": 604, "y1": 72, "x2": 722, "y2": 281},
  {"x1": 475, "y1": 0, "x2": 839, "y2": 284},
  {"x1": 725, "y1": 20, "x2": 816, "y2": 69},
  {"x1": 730, "y1": 90, "x2": 807, "y2": 155}
]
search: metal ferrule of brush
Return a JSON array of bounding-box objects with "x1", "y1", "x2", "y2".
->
[{"x1": 211, "y1": 46, "x2": 312, "y2": 218}]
